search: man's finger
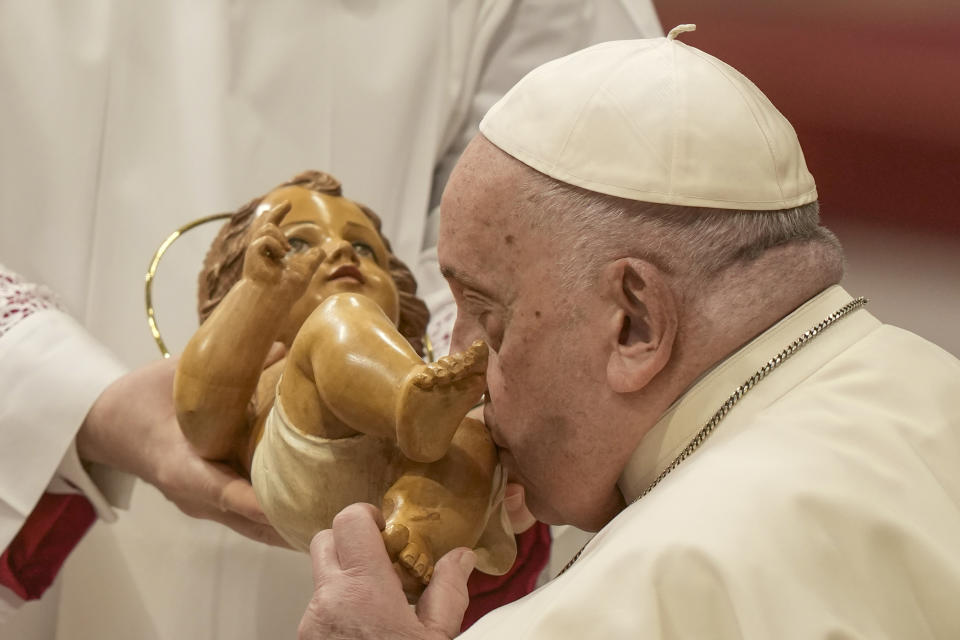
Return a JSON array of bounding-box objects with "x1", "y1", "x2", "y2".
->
[
  {"x1": 309, "y1": 529, "x2": 340, "y2": 584},
  {"x1": 212, "y1": 510, "x2": 289, "y2": 548},
  {"x1": 416, "y1": 548, "x2": 475, "y2": 638},
  {"x1": 218, "y1": 474, "x2": 270, "y2": 524},
  {"x1": 331, "y1": 503, "x2": 389, "y2": 572}
]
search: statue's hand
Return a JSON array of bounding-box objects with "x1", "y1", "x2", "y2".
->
[{"x1": 242, "y1": 200, "x2": 324, "y2": 302}]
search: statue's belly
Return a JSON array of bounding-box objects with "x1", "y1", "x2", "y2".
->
[{"x1": 252, "y1": 400, "x2": 401, "y2": 551}]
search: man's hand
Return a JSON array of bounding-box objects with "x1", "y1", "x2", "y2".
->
[
  {"x1": 76, "y1": 355, "x2": 286, "y2": 547},
  {"x1": 300, "y1": 503, "x2": 476, "y2": 640}
]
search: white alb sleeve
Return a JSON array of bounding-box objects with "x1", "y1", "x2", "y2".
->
[{"x1": 0, "y1": 266, "x2": 131, "y2": 554}]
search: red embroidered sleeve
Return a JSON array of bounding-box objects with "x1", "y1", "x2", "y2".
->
[
  {"x1": 0, "y1": 494, "x2": 97, "y2": 600},
  {"x1": 0, "y1": 265, "x2": 97, "y2": 602},
  {"x1": 462, "y1": 522, "x2": 552, "y2": 631},
  {"x1": 0, "y1": 265, "x2": 62, "y2": 338}
]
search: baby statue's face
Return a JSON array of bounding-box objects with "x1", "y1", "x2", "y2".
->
[{"x1": 258, "y1": 185, "x2": 401, "y2": 344}]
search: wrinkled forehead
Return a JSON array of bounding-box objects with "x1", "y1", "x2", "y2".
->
[
  {"x1": 439, "y1": 136, "x2": 533, "y2": 292},
  {"x1": 258, "y1": 185, "x2": 373, "y2": 231}
]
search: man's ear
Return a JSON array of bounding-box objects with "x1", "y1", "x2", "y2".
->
[{"x1": 603, "y1": 258, "x2": 677, "y2": 393}]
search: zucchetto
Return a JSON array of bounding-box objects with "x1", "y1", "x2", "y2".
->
[{"x1": 480, "y1": 25, "x2": 817, "y2": 211}]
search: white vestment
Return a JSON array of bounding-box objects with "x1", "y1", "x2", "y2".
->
[
  {"x1": 0, "y1": 2, "x2": 662, "y2": 637},
  {"x1": 464, "y1": 286, "x2": 960, "y2": 638},
  {"x1": 0, "y1": 266, "x2": 130, "y2": 632}
]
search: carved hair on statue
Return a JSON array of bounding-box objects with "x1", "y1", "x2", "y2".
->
[{"x1": 197, "y1": 170, "x2": 430, "y2": 355}]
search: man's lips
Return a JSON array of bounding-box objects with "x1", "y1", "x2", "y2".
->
[
  {"x1": 483, "y1": 401, "x2": 507, "y2": 449},
  {"x1": 483, "y1": 403, "x2": 524, "y2": 483},
  {"x1": 327, "y1": 264, "x2": 365, "y2": 283}
]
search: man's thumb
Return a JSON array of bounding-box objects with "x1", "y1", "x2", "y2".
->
[{"x1": 415, "y1": 548, "x2": 476, "y2": 638}]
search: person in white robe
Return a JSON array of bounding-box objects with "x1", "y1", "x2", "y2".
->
[
  {"x1": 0, "y1": 2, "x2": 663, "y2": 637},
  {"x1": 0, "y1": 268, "x2": 128, "y2": 625},
  {"x1": 297, "y1": 26, "x2": 960, "y2": 639},
  {"x1": 0, "y1": 265, "x2": 283, "y2": 627}
]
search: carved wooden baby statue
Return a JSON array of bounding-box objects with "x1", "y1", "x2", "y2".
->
[{"x1": 174, "y1": 171, "x2": 515, "y2": 597}]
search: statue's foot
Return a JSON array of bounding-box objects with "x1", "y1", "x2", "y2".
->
[
  {"x1": 383, "y1": 522, "x2": 431, "y2": 601},
  {"x1": 399, "y1": 528, "x2": 435, "y2": 584},
  {"x1": 383, "y1": 523, "x2": 435, "y2": 584},
  {"x1": 382, "y1": 522, "x2": 410, "y2": 559},
  {"x1": 396, "y1": 340, "x2": 488, "y2": 463}
]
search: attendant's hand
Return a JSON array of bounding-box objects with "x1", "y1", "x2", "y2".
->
[
  {"x1": 76, "y1": 355, "x2": 287, "y2": 547},
  {"x1": 300, "y1": 503, "x2": 476, "y2": 640}
]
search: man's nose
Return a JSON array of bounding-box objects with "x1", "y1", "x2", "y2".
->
[
  {"x1": 323, "y1": 238, "x2": 358, "y2": 263},
  {"x1": 448, "y1": 315, "x2": 474, "y2": 354}
]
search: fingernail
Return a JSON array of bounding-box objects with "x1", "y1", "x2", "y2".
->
[{"x1": 459, "y1": 550, "x2": 476, "y2": 576}]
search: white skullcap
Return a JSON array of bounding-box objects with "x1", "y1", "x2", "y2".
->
[{"x1": 479, "y1": 25, "x2": 817, "y2": 211}]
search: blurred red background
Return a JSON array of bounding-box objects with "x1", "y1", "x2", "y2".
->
[{"x1": 653, "y1": 0, "x2": 960, "y2": 235}]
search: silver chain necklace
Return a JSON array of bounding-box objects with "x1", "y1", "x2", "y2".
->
[{"x1": 559, "y1": 296, "x2": 868, "y2": 576}]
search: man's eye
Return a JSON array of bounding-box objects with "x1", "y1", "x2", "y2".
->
[
  {"x1": 480, "y1": 313, "x2": 503, "y2": 351},
  {"x1": 352, "y1": 242, "x2": 375, "y2": 258},
  {"x1": 287, "y1": 237, "x2": 311, "y2": 254},
  {"x1": 477, "y1": 311, "x2": 503, "y2": 352}
]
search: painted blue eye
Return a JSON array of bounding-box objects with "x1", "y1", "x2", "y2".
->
[
  {"x1": 352, "y1": 241, "x2": 375, "y2": 258},
  {"x1": 288, "y1": 237, "x2": 312, "y2": 254}
]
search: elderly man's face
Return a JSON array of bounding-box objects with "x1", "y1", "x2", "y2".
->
[{"x1": 439, "y1": 137, "x2": 627, "y2": 531}]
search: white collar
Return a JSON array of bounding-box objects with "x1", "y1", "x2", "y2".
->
[{"x1": 617, "y1": 285, "x2": 873, "y2": 502}]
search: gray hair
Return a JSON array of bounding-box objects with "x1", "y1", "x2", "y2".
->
[{"x1": 517, "y1": 168, "x2": 844, "y2": 292}]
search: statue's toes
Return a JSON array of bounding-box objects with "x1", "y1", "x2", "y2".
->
[
  {"x1": 399, "y1": 542, "x2": 434, "y2": 583},
  {"x1": 465, "y1": 340, "x2": 489, "y2": 373},
  {"x1": 413, "y1": 552, "x2": 430, "y2": 578},
  {"x1": 470, "y1": 339, "x2": 488, "y2": 357},
  {"x1": 434, "y1": 366, "x2": 453, "y2": 383},
  {"x1": 412, "y1": 370, "x2": 434, "y2": 390}
]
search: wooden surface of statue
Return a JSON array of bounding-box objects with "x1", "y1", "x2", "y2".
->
[{"x1": 173, "y1": 171, "x2": 516, "y2": 599}]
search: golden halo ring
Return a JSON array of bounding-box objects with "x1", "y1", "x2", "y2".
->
[
  {"x1": 145, "y1": 214, "x2": 436, "y2": 362},
  {"x1": 145, "y1": 213, "x2": 233, "y2": 358}
]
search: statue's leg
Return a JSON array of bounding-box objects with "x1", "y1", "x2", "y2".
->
[
  {"x1": 300, "y1": 292, "x2": 487, "y2": 461},
  {"x1": 395, "y1": 340, "x2": 488, "y2": 462},
  {"x1": 381, "y1": 417, "x2": 513, "y2": 601}
]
